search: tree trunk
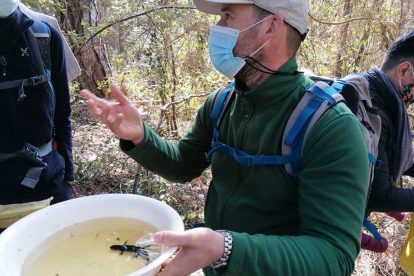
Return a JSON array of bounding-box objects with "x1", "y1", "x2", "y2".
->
[
  {"x1": 353, "y1": 0, "x2": 382, "y2": 70},
  {"x1": 331, "y1": 0, "x2": 353, "y2": 77},
  {"x1": 56, "y1": 0, "x2": 111, "y2": 96},
  {"x1": 168, "y1": 42, "x2": 178, "y2": 137}
]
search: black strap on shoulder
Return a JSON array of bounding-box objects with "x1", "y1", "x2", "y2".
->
[
  {"x1": 25, "y1": 24, "x2": 44, "y2": 75},
  {"x1": 30, "y1": 20, "x2": 51, "y2": 71}
]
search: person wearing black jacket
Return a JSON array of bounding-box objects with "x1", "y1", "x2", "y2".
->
[
  {"x1": 0, "y1": 3, "x2": 74, "y2": 206},
  {"x1": 360, "y1": 30, "x2": 414, "y2": 252},
  {"x1": 364, "y1": 30, "x2": 414, "y2": 213}
]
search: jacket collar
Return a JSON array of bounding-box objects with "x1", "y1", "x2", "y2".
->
[{"x1": 234, "y1": 58, "x2": 309, "y2": 108}]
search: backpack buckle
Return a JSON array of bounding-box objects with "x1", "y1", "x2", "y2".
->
[
  {"x1": 24, "y1": 143, "x2": 40, "y2": 159},
  {"x1": 27, "y1": 75, "x2": 44, "y2": 86}
]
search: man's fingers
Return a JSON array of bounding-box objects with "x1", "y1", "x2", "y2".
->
[
  {"x1": 106, "y1": 113, "x2": 124, "y2": 134},
  {"x1": 80, "y1": 89, "x2": 95, "y2": 100},
  {"x1": 158, "y1": 250, "x2": 194, "y2": 276},
  {"x1": 111, "y1": 113, "x2": 124, "y2": 126},
  {"x1": 154, "y1": 229, "x2": 222, "y2": 276},
  {"x1": 158, "y1": 257, "x2": 172, "y2": 273},
  {"x1": 97, "y1": 104, "x2": 127, "y2": 135},
  {"x1": 81, "y1": 89, "x2": 113, "y2": 115},
  {"x1": 110, "y1": 84, "x2": 131, "y2": 105},
  {"x1": 81, "y1": 90, "x2": 103, "y2": 118},
  {"x1": 84, "y1": 98, "x2": 103, "y2": 118},
  {"x1": 153, "y1": 231, "x2": 192, "y2": 247}
]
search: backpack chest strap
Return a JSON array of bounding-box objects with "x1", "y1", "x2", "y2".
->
[
  {"x1": 207, "y1": 81, "x2": 296, "y2": 167},
  {"x1": 0, "y1": 73, "x2": 50, "y2": 89},
  {"x1": 0, "y1": 73, "x2": 50, "y2": 101},
  {"x1": 205, "y1": 135, "x2": 295, "y2": 167}
]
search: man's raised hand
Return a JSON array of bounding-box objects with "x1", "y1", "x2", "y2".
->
[{"x1": 80, "y1": 84, "x2": 145, "y2": 144}]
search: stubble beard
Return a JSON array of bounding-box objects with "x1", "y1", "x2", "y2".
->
[{"x1": 234, "y1": 29, "x2": 267, "y2": 88}]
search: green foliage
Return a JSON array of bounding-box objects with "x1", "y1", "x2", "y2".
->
[
  {"x1": 139, "y1": 176, "x2": 168, "y2": 196},
  {"x1": 22, "y1": 0, "x2": 61, "y2": 14}
]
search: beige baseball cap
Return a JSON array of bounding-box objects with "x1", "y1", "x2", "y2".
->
[{"x1": 193, "y1": 0, "x2": 308, "y2": 36}]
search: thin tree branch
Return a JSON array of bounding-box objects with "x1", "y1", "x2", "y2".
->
[
  {"x1": 161, "y1": 92, "x2": 210, "y2": 111},
  {"x1": 308, "y1": 12, "x2": 372, "y2": 25},
  {"x1": 84, "y1": 6, "x2": 196, "y2": 45},
  {"x1": 155, "y1": 92, "x2": 210, "y2": 132}
]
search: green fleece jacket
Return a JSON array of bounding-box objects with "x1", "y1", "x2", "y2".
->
[{"x1": 120, "y1": 59, "x2": 369, "y2": 275}]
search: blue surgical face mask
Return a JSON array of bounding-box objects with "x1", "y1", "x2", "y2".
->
[
  {"x1": 0, "y1": 0, "x2": 19, "y2": 18},
  {"x1": 208, "y1": 16, "x2": 271, "y2": 79}
]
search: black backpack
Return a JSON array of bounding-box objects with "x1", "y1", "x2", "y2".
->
[{"x1": 0, "y1": 19, "x2": 54, "y2": 189}]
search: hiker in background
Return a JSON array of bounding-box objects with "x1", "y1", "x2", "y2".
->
[
  {"x1": 361, "y1": 30, "x2": 414, "y2": 251},
  {"x1": 365, "y1": 30, "x2": 414, "y2": 212},
  {"x1": 0, "y1": 1, "x2": 74, "y2": 210},
  {"x1": 81, "y1": 0, "x2": 369, "y2": 275}
]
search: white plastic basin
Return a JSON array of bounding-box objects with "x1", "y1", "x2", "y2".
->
[{"x1": 0, "y1": 194, "x2": 184, "y2": 276}]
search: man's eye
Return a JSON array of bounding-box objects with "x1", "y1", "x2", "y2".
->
[{"x1": 225, "y1": 13, "x2": 230, "y2": 19}]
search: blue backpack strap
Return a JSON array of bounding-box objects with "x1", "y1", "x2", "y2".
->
[
  {"x1": 206, "y1": 82, "x2": 294, "y2": 166},
  {"x1": 206, "y1": 137, "x2": 295, "y2": 166},
  {"x1": 206, "y1": 82, "x2": 234, "y2": 161},
  {"x1": 363, "y1": 218, "x2": 383, "y2": 241},
  {"x1": 206, "y1": 81, "x2": 343, "y2": 169},
  {"x1": 282, "y1": 81, "x2": 344, "y2": 176},
  {"x1": 210, "y1": 81, "x2": 235, "y2": 132}
]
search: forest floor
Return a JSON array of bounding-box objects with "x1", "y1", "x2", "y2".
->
[{"x1": 70, "y1": 102, "x2": 413, "y2": 276}]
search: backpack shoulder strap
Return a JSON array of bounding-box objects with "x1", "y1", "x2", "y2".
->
[
  {"x1": 210, "y1": 81, "x2": 235, "y2": 132},
  {"x1": 337, "y1": 74, "x2": 381, "y2": 184},
  {"x1": 29, "y1": 20, "x2": 52, "y2": 72},
  {"x1": 206, "y1": 81, "x2": 295, "y2": 166},
  {"x1": 282, "y1": 81, "x2": 344, "y2": 176}
]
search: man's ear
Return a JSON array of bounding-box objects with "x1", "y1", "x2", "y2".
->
[
  {"x1": 397, "y1": 61, "x2": 412, "y2": 79},
  {"x1": 265, "y1": 14, "x2": 283, "y2": 37}
]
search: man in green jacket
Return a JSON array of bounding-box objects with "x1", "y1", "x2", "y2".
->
[{"x1": 81, "y1": 0, "x2": 369, "y2": 275}]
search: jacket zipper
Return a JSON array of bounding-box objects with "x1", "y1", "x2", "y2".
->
[
  {"x1": 0, "y1": 55, "x2": 7, "y2": 77},
  {"x1": 219, "y1": 95, "x2": 253, "y2": 227}
]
